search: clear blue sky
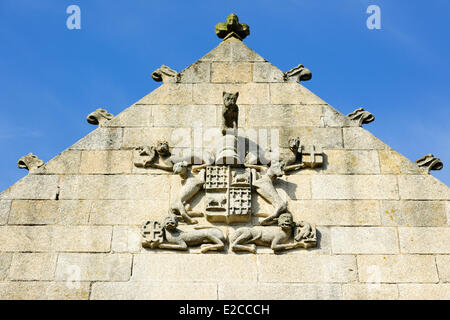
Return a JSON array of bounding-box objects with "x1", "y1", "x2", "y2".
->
[{"x1": 1, "y1": 0, "x2": 449, "y2": 191}]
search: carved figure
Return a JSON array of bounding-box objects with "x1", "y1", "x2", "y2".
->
[
  {"x1": 284, "y1": 64, "x2": 312, "y2": 82},
  {"x1": 134, "y1": 140, "x2": 174, "y2": 172},
  {"x1": 415, "y1": 154, "x2": 443, "y2": 173},
  {"x1": 221, "y1": 91, "x2": 239, "y2": 135},
  {"x1": 170, "y1": 161, "x2": 205, "y2": 224},
  {"x1": 144, "y1": 215, "x2": 227, "y2": 253},
  {"x1": 206, "y1": 193, "x2": 227, "y2": 211},
  {"x1": 215, "y1": 13, "x2": 250, "y2": 40},
  {"x1": 230, "y1": 213, "x2": 316, "y2": 253},
  {"x1": 347, "y1": 108, "x2": 375, "y2": 126},
  {"x1": 151, "y1": 65, "x2": 180, "y2": 83},
  {"x1": 17, "y1": 153, "x2": 44, "y2": 172},
  {"x1": 86, "y1": 108, "x2": 114, "y2": 126}
]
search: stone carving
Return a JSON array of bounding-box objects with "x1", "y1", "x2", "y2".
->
[
  {"x1": 221, "y1": 92, "x2": 239, "y2": 135},
  {"x1": 284, "y1": 64, "x2": 312, "y2": 82},
  {"x1": 151, "y1": 65, "x2": 180, "y2": 83},
  {"x1": 230, "y1": 213, "x2": 317, "y2": 253},
  {"x1": 301, "y1": 145, "x2": 324, "y2": 168},
  {"x1": 86, "y1": 108, "x2": 114, "y2": 126},
  {"x1": 415, "y1": 154, "x2": 443, "y2": 173},
  {"x1": 142, "y1": 215, "x2": 227, "y2": 253},
  {"x1": 347, "y1": 108, "x2": 375, "y2": 126},
  {"x1": 17, "y1": 153, "x2": 44, "y2": 172},
  {"x1": 134, "y1": 140, "x2": 174, "y2": 172},
  {"x1": 215, "y1": 13, "x2": 250, "y2": 40}
]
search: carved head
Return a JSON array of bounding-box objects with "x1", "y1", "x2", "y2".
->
[
  {"x1": 226, "y1": 14, "x2": 239, "y2": 27},
  {"x1": 288, "y1": 136, "x2": 301, "y2": 151},
  {"x1": 223, "y1": 91, "x2": 239, "y2": 108},
  {"x1": 155, "y1": 140, "x2": 170, "y2": 156},
  {"x1": 278, "y1": 213, "x2": 293, "y2": 230},
  {"x1": 163, "y1": 215, "x2": 179, "y2": 230},
  {"x1": 173, "y1": 161, "x2": 188, "y2": 177},
  {"x1": 267, "y1": 161, "x2": 283, "y2": 179}
]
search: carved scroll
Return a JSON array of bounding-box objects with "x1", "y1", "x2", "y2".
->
[
  {"x1": 284, "y1": 64, "x2": 312, "y2": 82},
  {"x1": 151, "y1": 65, "x2": 180, "y2": 83},
  {"x1": 17, "y1": 153, "x2": 44, "y2": 173},
  {"x1": 86, "y1": 108, "x2": 113, "y2": 126},
  {"x1": 415, "y1": 154, "x2": 443, "y2": 173},
  {"x1": 347, "y1": 108, "x2": 375, "y2": 126}
]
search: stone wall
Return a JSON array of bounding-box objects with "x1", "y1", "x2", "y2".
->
[{"x1": 0, "y1": 37, "x2": 449, "y2": 300}]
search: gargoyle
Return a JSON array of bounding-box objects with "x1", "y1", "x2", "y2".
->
[
  {"x1": 230, "y1": 213, "x2": 317, "y2": 253},
  {"x1": 143, "y1": 215, "x2": 227, "y2": 253},
  {"x1": 221, "y1": 91, "x2": 239, "y2": 135}
]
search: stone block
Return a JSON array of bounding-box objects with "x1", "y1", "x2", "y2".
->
[
  {"x1": 51, "y1": 226, "x2": 112, "y2": 252},
  {"x1": 343, "y1": 127, "x2": 387, "y2": 150},
  {"x1": 398, "y1": 284, "x2": 450, "y2": 300},
  {"x1": 193, "y1": 83, "x2": 269, "y2": 105},
  {"x1": 132, "y1": 254, "x2": 257, "y2": 282},
  {"x1": 269, "y1": 83, "x2": 327, "y2": 105},
  {"x1": 111, "y1": 226, "x2": 141, "y2": 253},
  {"x1": 219, "y1": 283, "x2": 342, "y2": 300},
  {"x1": 59, "y1": 175, "x2": 170, "y2": 200},
  {"x1": 91, "y1": 282, "x2": 217, "y2": 300},
  {"x1": 357, "y1": 255, "x2": 438, "y2": 283},
  {"x1": 378, "y1": 150, "x2": 424, "y2": 174},
  {"x1": 324, "y1": 150, "x2": 380, "y2": 174},
  {"x1": 8, "y1": 200, "x2": 90, "y2": 225},
  {"x1": 331, "y1": 227, "x2": 399, "y2": 254},
  {"x1": 106, "y1": 104, "x2": 153, "y2": 127},
  {"x1": 56, "y1": 254, "x2": 132, "y2": 281},
  {"x1": 122, "y1": 127, "x2": 192, "y2": 149},
  {"x1": 253, "y1": 62, "x2": 285, "y2": 83},
  {"x1": 399, "y1": 227, "x2": 450, "y2": 254},
  {"x1": 247, "y1": 105, "x2": 323, "y2": 128},
  {"x1": 0, "y1": 253, "x2": 12, "y2": 281},
  {"x1": 283, "y1": 175, "x2": 311, "y2": 200},
  {"x1": 436, "y1": 255, "x2": 450, "y2": 282},
  {"x1": 136, "y1": 83, "x2": 193, "y2": 105},
  {"x1": 199, "y1": 37, "x2": 265, "y2": 62},
  {"x1": 311, "y1": 175, "x2": 399, "y2": 200},
  {"x1": 289, "y1": 200, "x2": 381, "y2": 226},
  {"x1": 80, "y1": 150, "x2": 133, "y2": 174},
  {"x1": 0, "y1": 226, "x2": 53, "y2": 251},
  {"x1": 322, "y1": 105, "x2": 356, "y2": 127},
  {"x1": 0, "y1": 200, "x2": 11, "y2": 225},
  {"x1": 258, "y1": 255, "x2": 357, "y2": 283},
  {"x1": 179, "y1": 61, "x2": 211, "y2": 83},
  {"x1": 342, "y1": 284, "x2": 398, "y2": 300},
  {"x1": 381, "y1": 200, "x2": 448, "y2": 227},
  {"x1": 0, "y1": 282, "x2": 90, "y2": 300},
  {"x1": 70, "y1": 128, "x2": 122, "y2": 150},
  {"x1": 152, "y1": 105, "x2": 217, "y2": 127},
  {"x1": 0, "y1": 175, "x2": 58, "y2": 200},
  {"x1": 398, "y1": 175, "x2": 450, "y2": 200},
  {"x1": 8, "y1": 253, "x2": 57, "y2": 280},
  {"x1": 35, "y1": 150, "x2": 81, "y2": 174},
  {"x1": 211, "y1": 62, "x2": 253, "y2": 83},
  {"x1": 277, "y1": 127, "x2": 343, "y2": 149}
]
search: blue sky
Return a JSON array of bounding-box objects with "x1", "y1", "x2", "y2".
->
[{"x1": 0, "y1": 0, "x2": 449, "y2": 191}]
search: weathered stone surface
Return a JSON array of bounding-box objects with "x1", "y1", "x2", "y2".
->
[
  {"x1": 342, "y1": 284, "x2": 398, "y2": 300},
  {"x1": 8, "y1": 200, "x2": 90, "y2": 225},
  {"x1": 343, "y1": 127, "x2": 387, "y2": 150},
  {"x1": 122, "y1": 127, "x2": 192, "y2": 149},
  {"x1": 153, "y1": 105, "x2": 217, "y2": 127},
  {"x1": 270, "y1": 83, "x2": 327, "y2": 105},
  {"x1": 436, "y1": 255, "x2": 450, "y2": 282},
  {"x1": 331, "y1": 227, "x2": 399, "y2": 254},
  {"x1": 70, "y1": 128, "x2": 122, "y2": 150},
  {"x1": 56, "y1": 254, "x2": 132, "y2": 281},
  {"x1": 80, "y1": 150, "x2": 132, "y2": 174},
  {"x1": 219, "y1": 283, "x2": 342, "y2": 300},
  {"x1": 0, "y1": 282, "x2": 90, "y2": 300},
  {"x1": 324, "y1": 150, "x2": 380, "y2": 174},
  {"x1": 289, "y1": 200, "x2": 381, "y2": 226},
  {"x1": 0, "y1": 226, "x2": 53, "y2": 251},
  {"x1": 91, "y1": 282, "x2": 218, "y2": 300},
  {"x1": 211, "y1": 62, "x2": 253, "y2": 83},
  {"x1": 258, "y1": 255, "x2": 356, "y2": 283},
  {"x1": 17, "y1": 153, "x2": 44, "y2": 173},
  {"x1": 86, "y1": 108, "x2": 114, "y2": 126},
  {"x1": 0, "y1": 175, "x2": 58, "y2": 200},
  {"x1": 253, "y1": 62, "x2": 284, "y2": 83},
  {"x1": 378, "y1": 150, "x2": 425, "y2": 174},
  {"x1": 322, "y1": 105, "x2": 357, "y2": 127},
  {"x1": 200, "y1": 37, "x2": 265, "y2": 62},
  {"x1": 106, "y1": 104, "x2": 153, "y2": 127},
  {"x1": 36, "y1": 150, "x2": 81, "y2": 175},
  {"x1": 398, "y1": 175, "x2": 450, "y2": 200},
  {"x1": 284, "y1": 175, "x2": 311, "y2": 200},
  {"x1": 311, "y1": 175, "x2": 398, "y2": 200},
  {"x1": 0, "y1": 253, "x2": 12, "y2": 281},
  {"x1": 381, "y1": 201, "x2": 448, "y2": 227},
  {"x1": 193, "y1": 83, "x2": 269, "y2": 105},
  {"x1": 179, "y1": 62, "x2": 211, "y2": 83},
  {"x1": 399, "y1": 227, "x2": 450, "y2": 253},
  {"x1": 9, "y1": 253, "x2": 57, "y2": 280},
  {"x1": 277, "y1": 127, "x2": 343, "y2": 149},
  {"x1": 247, "y1": 105, "x2": 323, "y2": 127},
  {"x1": 132, "y1": 254, "x2": 257, "y2": 282},
  {"x1": 111, "y1": 226, "x2": 141, "y2": 253},
  {"x1": 0, "y1": 200, "x2": 11, "y2": 225},
  {"x1": 398, "y1": 284, "x2": 450, "y2": 300},
  {"x1": 59, "y1": 175, "x2": 170, "y2": 200},
  {"x1": 136, "y1": 83, "x2": 193, "y2": 105},
  {"x1": 357, "y1": 255, "x2": 438, "y2": 283}
]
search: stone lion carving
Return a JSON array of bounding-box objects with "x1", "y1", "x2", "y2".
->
[
  {"x1": 144, "y1": 215, "x2": 227, "y2": 253},
  {"x1": 230, "y1": 213, "x2": 316, "y2": 253},
  {"x1": 221, "y1": 91, "x2": 239, "y2": 135}
]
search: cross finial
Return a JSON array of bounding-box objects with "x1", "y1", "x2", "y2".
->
[{"x1": 215, "y1": 13, "x2": 250, "y2": 41}]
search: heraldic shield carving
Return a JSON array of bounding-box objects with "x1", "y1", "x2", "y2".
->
[{"x1": 135, "y1": 91, "x2": 323, "y2": 254}]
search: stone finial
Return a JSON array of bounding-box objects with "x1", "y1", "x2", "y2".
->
[
  {"x1": 151, "y1": 65, "x2": 180, "y2": 83},
  {"x1": 17, "y1": 153, "x2": 44, "y2": 173},
  {"x1": 86, "y1": 108, "x2": 114, "y2": 126},
  {"x1": 215, "y1": 13, "x2": 250, "y2": 41},
  {"x1": 284, "y1": 64, "x2": 312, "y2": 82},
  {"x1": 415, "y1": 154, "x2": 443, "y2": 173},
  {"x1": 347, "y1": 108, "x2": 375, "y2": 126}
]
